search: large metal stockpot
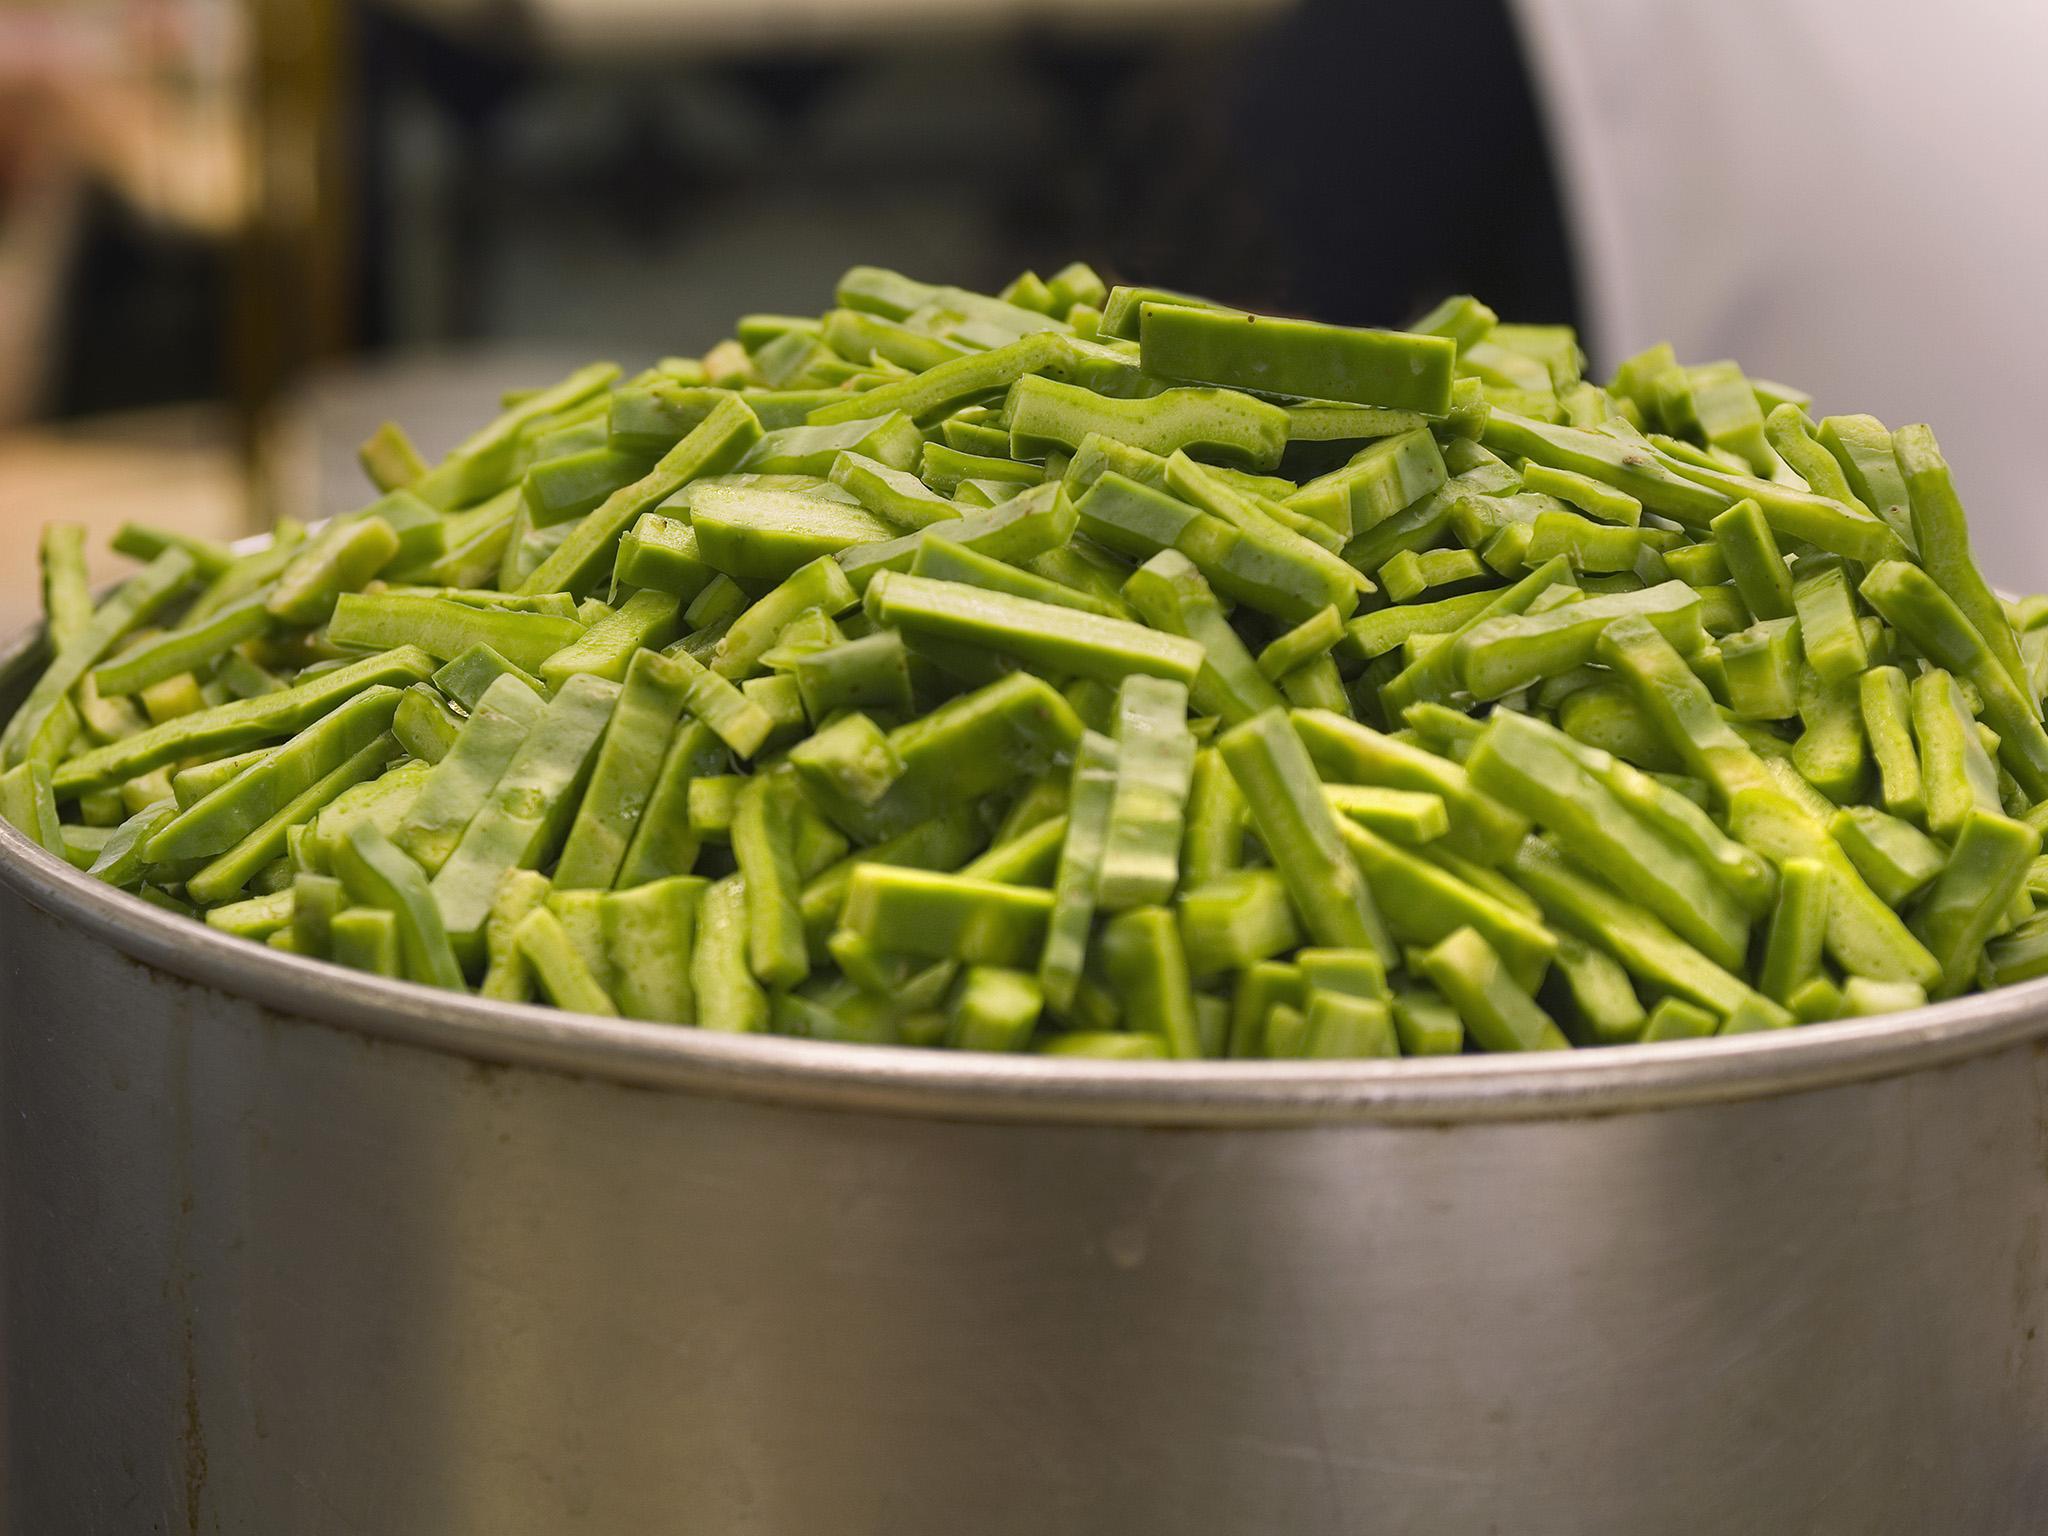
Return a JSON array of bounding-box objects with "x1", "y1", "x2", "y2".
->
[{"x1": 2, "y1": 624, "x2": 2046, "y2": 1536}]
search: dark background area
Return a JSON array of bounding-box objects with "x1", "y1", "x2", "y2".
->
[{"x1": 44, "y1": 0, "x2": 1578, "y2": 420}]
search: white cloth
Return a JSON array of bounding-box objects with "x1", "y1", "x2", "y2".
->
[{"x1": 1511, "y1": 0, "x2": 2048, "y2": 581}]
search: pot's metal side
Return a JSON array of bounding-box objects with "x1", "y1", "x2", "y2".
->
[
  {"x1": 4, "y1": 881, "x2": 2047, "y2": 1536},
  {"x1": 2, "y1": 615, "x2": 2048, "y2": 1127}
]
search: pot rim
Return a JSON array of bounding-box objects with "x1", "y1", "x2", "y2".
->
[{"x1": 7, "y1": 599, "x2": 2046, "y2": 1128}]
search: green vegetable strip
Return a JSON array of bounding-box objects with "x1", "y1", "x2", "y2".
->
[
  {"x1": 1508, "y1": 838, "x2": 1786, "y2": 1024},
  {"x1": 1650, "y1": 445, "x2": 1910, "y2": 564},
  {"x1": 185, "y1": 520, "x2": 306, "y2": 623},
  {"x1": 1138, "y1": 303, "x2": 1456, "y2": 415},
  {"x1": 1336, "y1": 819, "x2": 1554, "y2": 990},
  {"x1": 1756, "y1": 857, "x2": 1829, "y2": 1005},
  {"x1": 659, "y1": 645, "x2": 776, "y2": 759},
  {"x1": 3, "y1": 549, "x2": 195, "y2": 768},
  {"x1": 552, "y1": 650, "x2": 693, "y2": 889},
  {"x1": 1761, "y1": 404, "x2": 1857, "y2": 505},
  {"x1": 867, "y1": 571, "x2": 1204, "y2": 687},
  {"x1": 712, "y1": 557, "x2": 859, "y2": 680},
  {"x1": 1099, "y1": 906, "x2": 1203, "y2": 1058},
  {"x1": 1287, "y1": 430, "x2": 1447, "y2": 541},
  {"x1": 1987, "y1": 913, "x2": 2048, "y2": 989},
  {"x1": 830, "y1": 450, "x2": 961, "y2": 529},
  {"x1": 1594, "y1": 617, "x2": 1774, "y2": 802},
  {"x1": 1073, "y1": 468, "x2": 1358, "y2": 625},
  {"x1": 600, "y1": 876, "x2": 705, "y2": 1024},
  {"x1": 961, "y1": 814, "x2": 1066, "y2": 887},
  {"x1": 1038, "y1": 731, "x2": 1118, "y2": 1013},
  {"x1": 1861, "y1": 561, "x2": 2048, "y2": 800},
  {"x1": 1641, "y1": 997, "x2": 1718, "y2": 1043},
  {"x1": 918, "y1": 534, "x2": 1129, "y2": 621},
  {"x1": 1466, "y1": 710, "x2": 1748, "y2": 969},
  {"x1": 1257, "y1": 607, "x2": 1345, "y2": 684},
  {"x1": 358, "y1": 421, "x2": 428, "y2": 493},
  {"x1": 53, "y1": 647, "x2": 437, "y2": 797},
  {"x1": 1592, "y1": 750, "x2": 1775, "y2": 916},
  {"x1": 540, "y1": 589, "x2": 682, "y2": 687},
  {"x1": 394, "y1": 686, "x2": 461, "y2": 764},
  {"x1": 111, "y1": 522, "x2": 235, "y2": 578},
  {"x1": 1482, "y1": 412, "x2": 1731, "y2": 523},
  {"x1": 151, "y1": 687, "x2": 405, "y2": 866},
  {"x1": 807, "y1": 331, "x2": 1090, "y2": 427},
  {"x1": 1911, "y1": 811, "x2": 2040, "y2": 998},
  {"x1": 1910, "y1": 668, "x2": 2000, "y2": 840},
  {"x1": 1381, "y1": 556, "x2": 1575, "y2": 713},
  {"x1": 1452, "y1": 582, "x2": 1704, "y2": 702},
  {"x1": 1179, "y1": 869, "x2": 1300, "y2": 976},
  {"x1": 85, "y1": 799, "x2": 179, "y2": 887},
  {"x1": 188, "y1": 737, "x2": 403, "y2": 913},
  {"x1": 1791, "y1": 664, "x2": 1868, "y2": 805},
  {"x1": 290, "y1": 871, "x2": 343, "y2": 957},
  {"x1": 0, "y1": 762, "x2": 64, "y2": 856},
  {"x1": 1417, "y1": 927, "x2": 1568, "y2": 1053},
  {"x1": 613, "y1": 720, "x2": 725, "y2": 889},
  {"x1": 1391, "y1": 986, "x2": 1467, "y2": 1055},
  {"x1": 690, "y1": 874, "x2": 768, "y2": 1031},
  {"x1": 837, "y1": 674, "x2": 1081, "y2": 844},
  {"x1": 945, "y1": 966, "x2": 1044, "y2": 1052},
  {"x1": 417, "y1": 361, "x2": 618, "y2": 508},
  {"x1": 732, "y1": 772, "x2": 811, "y2": 988},
  {"x1": 1324, "y1": 784, "x2": 1449, "y2": 846},
  {"x1": 842, "y1": 865, "x2": 1054, "y2": 968},
  {"x1": 1164, "y1": 453, "x2": 1369, "y2": 607},
  {"x1": 1548, "y1": 932, "x2": 1645, "y2": 1045},
  {"x1": 92, "y1": 596, "x2": 274, "y2": 698},
  {"x1": 330, "y1": 907, "x2": 401, "y2": 977},
  {"x1": 691, "y1": 486, "x2": 899, "y2": 582},
  {"x1": 1724, "y1": 787, "x2": 1940, "y2": 987},
  {"x1": 1007, "y1": 375, "x2": 1289, "y2": 470},
  {"x1": 516, "y1": 906, "x2": 618, "y2": 1016},
  {"x1": 39, "y1": 524, "x2": 94, "y2": 651},
  {"x1": 1830, "y1": 807, "x2": 1944, "y2": 908},
  {"x1": 1217, "y1": 709, "x2": 1393, "y2": 961},
  {"x1": 1181, "y1": 747, "x2": 1247, "y2": 886},
  {"x1": 1816, "y1": 414, "x2": 1914, "y2": 549},
  {"x1": 393, "y1": 676, "x2": 547, "y2": 877},
  {"x1": 520, "y1": 395, "x2": 762, "y2": 597},
  {"x1": 477, "y1": 869, "x2": 550, "y2": 1001},
  {"x1": 1858, "y1": 666, "x2": 1925, "y2": 824},
  {"x1": 303, "y1": 759, "x2": 432, "y2": 873},
  {"x1": 1098, "y1": 677, "x2": 1196, "y2": 910},
  {"x1": 333, "y1": 821, "x2": 466, "y2": 990},
  {"x1": 1293, "y1": 710, "x2": 1528, "y2": 865},
  {"x1": 1120, "y1": 552, "x2": 1282, "y2": 725},
  {"x1": 432, "y1": 642, "x2": 539, "y2": 709},
  {"x1": 429, "y1": 674, "x2": 619, "y2": 950},
  {"x1": 267, "y1": 517, "x2": 399, "y2": 625},
  {"x1": 1892, "y1": 423, "x2": 2028, "y2": 694}
]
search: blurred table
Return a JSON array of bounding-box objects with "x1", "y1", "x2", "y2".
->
[
  {"x1": 0, "y1": 356, "x2": 600, "y2": 644},
  {"x1": 0, "y1": 406, "x2": 243, "y2": 635}
]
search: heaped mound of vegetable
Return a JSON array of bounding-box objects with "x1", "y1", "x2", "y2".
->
[{"x1": 7, "y1": 262, "x2": 2048, "y2": 1059}]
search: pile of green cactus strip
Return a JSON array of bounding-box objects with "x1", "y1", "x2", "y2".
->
[{"x1": 7, "y1": 261, "x2": 2047, "y2": 1059}]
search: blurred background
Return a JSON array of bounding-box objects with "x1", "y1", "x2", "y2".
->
[{"x1": 0, "y1": 0, "x2": 2039, "y2": 632}]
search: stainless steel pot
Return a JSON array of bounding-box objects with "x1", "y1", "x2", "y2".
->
[{"x1": 2, "y1": 620, "x2": 2046, "y2": 1536}]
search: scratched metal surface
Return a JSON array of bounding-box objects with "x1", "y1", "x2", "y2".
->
[{"x1": 3, "y1": 616, "x2": 2048, "y2": 1532}]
